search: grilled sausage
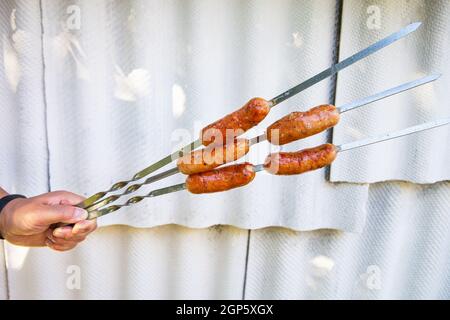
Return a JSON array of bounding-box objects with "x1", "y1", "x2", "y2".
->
[
  {"x1": 177, "y1": 139, "x2": 250, "y2": 175},
  {"x1": 201, "y1": 98, "x2": 270, "y2": 146},
  {"x1": 266, "y1": 105, "x2": 339, "y2": 145},
  {"x1": 186, "y1": 163, "x2": 255, "y2": 194},
  {"x1": 263, "y1": 143, "x2": 337, "y2": 175}
]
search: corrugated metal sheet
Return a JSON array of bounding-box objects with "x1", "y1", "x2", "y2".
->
[
  {"x1": 1, "y1": 0, "x2": 449, "y2": 299},
  {"x1": 4, "y1": 181, "x2": 450, "y2": 299},
  {"x1": 0, "y1": 0, "x2": 48, "y2": 196},
  {"x1": 40, "y1": 0, "x2": 370, "y2": 232},
  {"x1": 5, "y1": 225, "x2": 249, "y2": 299},
  {"x1": 331, "y1": 0, "x2": 450, "y2": 183},
  {"x1": 0, "y1": 242, "x2": 7, "y2": 299},
  {"x1": 0, "y1": 0, "x2": 47, "y2": 299},
  {"x1": 246, "y1": 181, "x2": 450, "y2": 299}
]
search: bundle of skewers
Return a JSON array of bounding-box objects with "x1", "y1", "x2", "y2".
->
[{"x1": 73, "y1": 22, "x2": 449, "y2": 220}]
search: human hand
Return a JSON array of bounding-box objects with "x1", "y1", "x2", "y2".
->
[{"x1": 0, "y1": 191, "x2": 97, "y2": 251}]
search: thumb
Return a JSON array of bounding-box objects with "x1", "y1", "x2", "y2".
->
[{"x1": 34, "y1": 204, "x2": 88, "y2": 226}]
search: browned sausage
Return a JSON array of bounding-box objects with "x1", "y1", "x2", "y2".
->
[
  {"x1": 263, "y1": 144, "x2": 337, "y2": 175},
  {"x1": 201, "y1": 98, "x2": 271, "y2": 146},
  {"x1": 266, "y1": 105, "x2": 339, "y2": 145},
  {"x1": 186, "y1": 163, "x2": 255, "y2": 194},
  {"x1": 177, "y1": 139, "x2": 250, "y2": 174}
]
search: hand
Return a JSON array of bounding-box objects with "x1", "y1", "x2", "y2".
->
[{"x1": 0, "y1": 191, "x2": 97, "y2": 251}]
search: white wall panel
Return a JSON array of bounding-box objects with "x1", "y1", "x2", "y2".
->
[
  {"x1": 0, "y1": 0, "x2": 48, "y2": 196},
  {"x1": 331, "y1": 0, "x2": 450, "y2": 183},
  {"x1": 40, "y1": 0, "x2": 368, "y2": 232},
  {"x1": 0, "y1": 0, "x2": 449, "y2": 300},
  {"x1": 4, "y1": 182, "x2": 450, "y2": 299},
  {"x1": 245, "y1": 181, "x2": 450, "y2": 299},
  {"x1": 0, "y1": 0, "x2": 48, "y2": 299},
  {"x1": 0, "y1": 241, "x2": 7, "y2": 299},
  {"x1": 5, "y1": 224, "x2": 248, "y2": 299}
]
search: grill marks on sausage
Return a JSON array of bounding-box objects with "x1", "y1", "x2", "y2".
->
[
  {"x1": 185, "y1": 102, "x2": 341, "y2": 193},
  {"x1": 266, "y1": 105, "x2": 339, "y2": 145},
  {"x1": 177, "y1": 139, "x2": 250, "y2": 174},
  {"x1": 201, "y1": 98, "x2": 270, "y2": 146},
  {"x1": 186, "y1": 163, "x2": 256, "y2": 194},
  {"x1": 264, "y1": 144, "x2": 337, "y2": 175},
  {"x1": 185, "y1": 145, "x2": 337, "y2": 193}
]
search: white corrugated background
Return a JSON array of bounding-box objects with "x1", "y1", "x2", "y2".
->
[
  {"x1": 331, "y1": 0, "x2": 450, "y2": 183},
  {"x1": 3, "y1": 181, "x2": 450, "y2": 299},
  {"x1": 0, "y1": 0, "x2": 449, "y2": 299},
  {"x1": 41, "y1": 0, "x2": 370, "y2": 232}
]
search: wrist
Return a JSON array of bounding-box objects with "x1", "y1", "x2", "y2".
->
[{"x1": 0, "y1": 194, "x2": 27, "y2": 240}]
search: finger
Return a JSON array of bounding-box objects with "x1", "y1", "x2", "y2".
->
[
  {"x1": 46, "y1": 229, "x2": 57, "y2": 243},
  {"x1": 52, "y1": 226, "x2": 74, "y2": 240},
  {"x1": 33, "y1": 204, "x2": 88, "y2": 226},
  {"x1": 46, "y1": 239, "x2": 78, "y2": 252},
  {"x1": 72, "y1": 219, "x2": 97, "y2": 236},
  {"x1": 47, "y1": 243, "x2": 77, "y2": 251},
  {"x1": 36, "y1": 191, "x2": 86, "y2": 206},
  {"x1": 53, "y1": 226, "x2": 90, "y2": 241},
  {"x1": 50, "y1": 236, "x2": 84, "y2": 246}
]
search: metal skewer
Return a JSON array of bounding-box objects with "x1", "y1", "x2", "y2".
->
[
  {"x1": 87, "y1": 117, "x2": 450, "y2": 219},
  {"x1": 84, "y1": 73, "x2": 439, "y2": 212},
  {"x1": 78, "y1": 22, "x2": 422, "y2": 209}
]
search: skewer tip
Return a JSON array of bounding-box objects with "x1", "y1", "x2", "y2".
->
[
  {"x1": 409, "y1": 21, "x2": 422, "y2": 30},
  {"x1": 420, "y1": 73, "x2": 442, "y2": 84},
  {"x1": 431, "y1": 73, "x2": 442, "y2": 80}
]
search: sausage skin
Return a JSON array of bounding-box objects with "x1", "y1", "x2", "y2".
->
[
  {"x1": 266, "y1": 105, "x2": 339, "y2": 145},
  {"x1": 263, "y1": 143, "x2": 337, "y2": 175},
  {"x1": 177, "y1": 139, "x2": 250, "y2": 175},
  {"x1": 201, "y1": 98, "x2": 270, "y2": 146},
  {"x1": 186, "y1": 163, "x2": 255, "y2": 194}
]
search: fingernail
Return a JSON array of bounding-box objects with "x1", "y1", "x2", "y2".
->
[
  {"x1": 53, "y1": 229, "x2": 64, "y2": 238},
  {"x1": 73, "y1": 207, "x2": 88, "y2": 220},
  {"x1": 72, "y1": 226, "x2": 83, "y2": 235}
]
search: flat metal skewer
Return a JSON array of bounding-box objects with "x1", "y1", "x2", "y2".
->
[
  {"x1": 87, "y1": 117, "x2": 450, "y2": 219},
  {"x1": 84, "y1": 73, "x2": 439, "y2": 212},
  {"x1": 335, "y1": 117, "x2": 450, "y2": 153},
  {"x1": 270, "y1": 22, "x2": 421, "y2": 106},
  {"x1": 337, "y1": 73, "x2": 440, "y2": 113},
  {"x1": 78, "y1": 22, "x2": 422, "y2": 209}
]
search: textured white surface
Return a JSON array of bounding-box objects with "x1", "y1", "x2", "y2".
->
[
  {"x1": 1, "y1": 0, "x2": 450, "y2": 300},
  {"x1": 41, "y1": 0, "x2": 368, "y2": 232},
  {"x1": 246, "y1": 181, "x2": 450, "y2": 299},
  {"x1": 5, "y1": 225, "x2": 248, "y2": 299},
  {"x1": 4, "y1": 181, "x2": 450, "y2": 299},
  {"x1": 331, "y1": 0, "x2": 450, "y2": 183},
  {"x1": 0, "y1": 0, "x2": 47, "y2": 299},
  {"x1": 0, "y1": 0, "x2": 48, "y2": 196},
  {"x1": 0, "y1": 242, "x2": 7, "y2": 299}
]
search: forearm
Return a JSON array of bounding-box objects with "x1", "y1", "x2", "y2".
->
[{"x1": 0, "y1": 187, "x2": 8, "y2": 198}]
